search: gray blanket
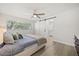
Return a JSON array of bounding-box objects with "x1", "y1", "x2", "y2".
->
[
  {"x1": 0, "y1": 36, "x2": 37, "y2": 56},
  {"x1": 24, "y1": 35, "x2": 47, "y2": 46}
]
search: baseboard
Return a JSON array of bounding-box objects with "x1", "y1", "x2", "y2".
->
[{"x1": 53, "y1": 40, "x2": 75, "y2": 47}]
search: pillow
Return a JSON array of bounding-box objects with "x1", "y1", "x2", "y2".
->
[
  {"x1": 3, "y1": 32, "x2": 15, "y2": 44},
  {"x1": 12, "y1": 32, "x2": 19, "y2": 40},
  {"x1": 12, "y1": 34, "x2": 18, "y2": 40},
  {"x1": 18, "y1": 34, "x2": 23, "y2": 39}
]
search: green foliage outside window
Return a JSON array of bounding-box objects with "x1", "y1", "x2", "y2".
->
[{"x1": 7, "y1": 20, "x2": 32, "y2": 30}]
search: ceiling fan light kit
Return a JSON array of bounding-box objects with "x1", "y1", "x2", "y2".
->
[{"x1": 33, "y1": 15, "x2": 37, "y2": 18}]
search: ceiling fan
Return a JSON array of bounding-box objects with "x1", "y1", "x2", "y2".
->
[
  {"x1": 32, "y1": 10, "x2": 45, "y2": 19},
  {"x1": 31, "y1": 10, "x2": 56, "y2": 22}
]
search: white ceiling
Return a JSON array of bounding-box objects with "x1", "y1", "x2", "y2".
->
[{"x1": 0, "y1": 3, "x2": 79, "y2": 19}]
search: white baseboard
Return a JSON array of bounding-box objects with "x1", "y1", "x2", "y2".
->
[{"x1": 53, "y1": 39, "x2": 75, "y2": 47}]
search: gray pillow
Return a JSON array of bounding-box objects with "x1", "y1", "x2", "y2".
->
[
  {"x1": 18, "y1": 34, "x2": 23, "y2": 39},
  {"x1": 12, "y1": 33, "x2": 19, "y2": 40},
  {"x1": 3, "y1": 32, "x2": 15, "y2": 44},
  {"x1": 12, "y1": 34, "x2": 18, "y2": 40}
]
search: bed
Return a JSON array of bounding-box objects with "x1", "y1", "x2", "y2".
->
[
  {"x1": 16, "y1": 35, "x2": 47, "y2": 56},
  {"x1": 0, "y1": 35, "x2": 47, "y2": 56}
]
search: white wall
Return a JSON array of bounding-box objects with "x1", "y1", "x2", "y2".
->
[
  {"x1": 35, "y1": 7, "x2": 79, "y2": 46},
  {"x1": 52, "y1": 7, "x2": 79, "y2": 46}
]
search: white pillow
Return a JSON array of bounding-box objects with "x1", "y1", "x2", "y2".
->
[{"x1": 3, "y1": 32, "x2": 15, "y2": 44}]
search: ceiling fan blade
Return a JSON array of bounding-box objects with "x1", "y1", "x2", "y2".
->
[
  {"x1": 39, "y1": 16, "x2": 56, "y2": 22},
  {"x1": 36, "y1": 15, "x2": 41, "y2": 19},
  {"x1": 44, "y1": 16, "x2": 56, "y2": 20},
  {"x1": 37, "y1": 13, "x2": 45, "y2": 15},
  {"x1": 33, "y1": 13, "x2": 45, "y2": 15}
]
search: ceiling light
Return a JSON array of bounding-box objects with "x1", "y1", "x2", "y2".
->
[{"x1": 33, "y1": 15, "x2": 37, "y2": 18}]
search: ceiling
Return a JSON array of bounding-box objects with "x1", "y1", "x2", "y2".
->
[{"x1": 0, "y1": 3, "x2": 79, "y2": 20}]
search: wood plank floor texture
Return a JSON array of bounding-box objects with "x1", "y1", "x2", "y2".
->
[{"x1": 32, "y1": 37, "x2": 77, "y2": 56}]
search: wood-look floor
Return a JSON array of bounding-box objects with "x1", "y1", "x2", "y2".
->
[{"x1": 32, "y1": 37, "x2": 78, "y2": 56}]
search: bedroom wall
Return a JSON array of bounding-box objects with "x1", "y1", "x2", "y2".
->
[
  {"x1": 52, "y1": 7, "x2": 79, "y2": 46},
  {"x1": 35, "y1": 7, "x2": 79, "y2": 46}
]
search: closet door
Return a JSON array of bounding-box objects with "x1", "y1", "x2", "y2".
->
[
  {"x1": 40, "y1": 21, "x2": 47, "y2": 35},
  {"x1": 35, "y1": 19, "x2": 55, "y2": 36},
  {"x1": 47, "y1": 19, "x2": 55, "y2": 36},
  {"x1": 35, "y1": 21, "x2": 47, "y2": 36}
]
